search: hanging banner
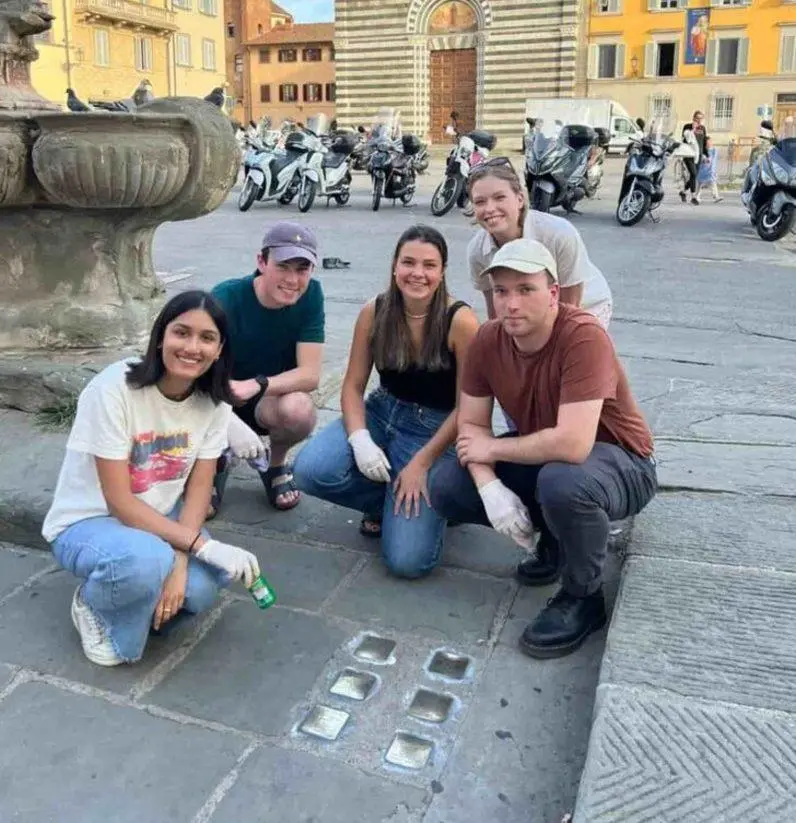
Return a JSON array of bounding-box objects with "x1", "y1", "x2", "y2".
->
[{"x1": 685, "y1": 8, "x2": 710, "y2": 65}]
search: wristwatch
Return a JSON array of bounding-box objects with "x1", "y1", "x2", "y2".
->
[{"x1": 254, "y1": 375, "x2": 270, "y2": 393}]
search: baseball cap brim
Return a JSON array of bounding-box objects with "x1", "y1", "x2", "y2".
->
[
  {"x1": 479, "y1": 257, "x2": 557, "y2": 284},
  {"x1": 269, "y1": 245, "x2": 318, "y2": 266}
]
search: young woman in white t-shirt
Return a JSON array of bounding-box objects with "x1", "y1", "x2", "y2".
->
[
  {"x1": 466, "y1": 158, "x2": 613, "y2": 328},
  {"x1": 43, "y1": 291, "x2": 263, "y2": 667}
]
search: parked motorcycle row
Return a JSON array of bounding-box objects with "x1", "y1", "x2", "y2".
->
[{"x1": 238, "y1": 109, "x2": 795, "y2": 243}]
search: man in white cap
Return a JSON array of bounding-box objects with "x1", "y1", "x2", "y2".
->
[
  {"x1": 211, "y1": 221, "x2": 324, "y2": 513},
  {"x1": 429, "y1": 238, "x2": 657, "y2": 659}
]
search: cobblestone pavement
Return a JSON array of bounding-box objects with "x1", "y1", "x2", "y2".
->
[{"x1": 1, "y1": 156, "x2": 794, "y2": 822}]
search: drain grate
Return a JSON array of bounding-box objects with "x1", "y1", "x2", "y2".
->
[
  {"x1": 299, "y1": 705, "x2": 350, "y2": 741},
  {"x1": 385, "y1": 732, "x2": 434, "y2": 770},
  {"x1": 329, "y1": 668, "x2": 378, "y2": 701},
  {"x1": 428, "y1": 650, "x2": 471, "y2": 681},
  {"x1": 408, "y1": 688, "x2": 454, "y2": 723},
  {"x1": 353, "y1": 634, "x2": 396, "y2": 664}
]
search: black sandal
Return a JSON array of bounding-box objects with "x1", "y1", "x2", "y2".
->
[
  {"x1": 261, "y1": 465, "x2": 301, "y2": 511},
  {"x1": 359, "y1": 513, "x2": 382, "y2": 539}
]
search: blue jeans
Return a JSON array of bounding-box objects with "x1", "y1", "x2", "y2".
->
[
  {"x1": 293, "y1": 388, "x2": 457, "y2": 579},
  {"x1": 51, "y1": 504, "x2": 227, "y2": 662}
]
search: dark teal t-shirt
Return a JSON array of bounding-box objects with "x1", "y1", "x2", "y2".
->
[{"x1": 212, "y1": 273, "x2": 325, "y2": 380}]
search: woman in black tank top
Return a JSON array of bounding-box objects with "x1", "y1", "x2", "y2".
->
[{"x1": 294, "y1": 225, "x2": 479, "y2": 579}]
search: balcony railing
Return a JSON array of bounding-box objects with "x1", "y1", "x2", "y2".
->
[{"x1": 74, "y1": 0, "x2": 178, "y2": 32}]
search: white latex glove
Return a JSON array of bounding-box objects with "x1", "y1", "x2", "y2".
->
[
  {"x1": 227, "y1": 414, "x2": 267, "y2": 460},
  {"x1": 348, "y1": 429, "x2": 391, "y2": 484},
  {"x1": 195, "y1": 539, "x2": 260, "y2": 588},
  {"x1": 478, "y1": 479, "x2": 534, "y2": 549}
]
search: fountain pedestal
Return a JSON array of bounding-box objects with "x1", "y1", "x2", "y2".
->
[{"x1": 0, "y1": 0, "x2": 238, "y2": 411}]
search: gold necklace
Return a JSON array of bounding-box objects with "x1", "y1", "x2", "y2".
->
[{"x1": 405, "y1": 311, "x2": 428, "y2": 320}]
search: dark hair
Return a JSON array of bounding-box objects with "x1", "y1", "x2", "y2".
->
[
  {"x1": 372, "y1": 225, "x2": 451, "y2": 372},
  {"x1": 126, "y1": 290, "x2": 234, "y2": 405}
]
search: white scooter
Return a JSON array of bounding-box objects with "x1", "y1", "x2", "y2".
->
[
  {"x1": 237, "y1": 130, "x2": 314, "y2": 212},
  {"x1": 298, "y1": 131, "x2": 358, "y2": 212},
  {"x1": 430, "y1": 130, "x2": 496, "y2": 216}
]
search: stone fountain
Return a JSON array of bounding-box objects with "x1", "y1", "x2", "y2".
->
[{"x1": 0, "y1": 0, "x2": 238, "y2": 411}]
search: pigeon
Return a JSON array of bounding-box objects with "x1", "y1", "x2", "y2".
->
[
  {"x1": 204, "y1": 87, "x2": 226, "y2": 107},
  {"x1": 132, "y1": 79, "x2": 154, "y2": 107},
  {"x1": 89, "y1": 97, "x2": 133, "y2": 112},
  {"x1": 66, "y1": 88, "x2": 91, "y2": 112}
]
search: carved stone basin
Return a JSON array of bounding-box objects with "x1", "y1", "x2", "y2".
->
[
  {"x1": 31, "y1": 112, "x2": 191, "y2": 209},
  {"x1": 0, "y1": 118, "x2": 28, "y2": 206}
]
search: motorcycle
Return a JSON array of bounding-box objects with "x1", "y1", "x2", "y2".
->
[
  {"x1": 616, "y1": 122, "x2": 678, "y2": 227},
  {"x1": 238, "y1": 129, "x2": 314, "y2": 212},
  {"x1": 413, "y1": 142, "x2": 430, "y2": 174},
  {"x1": 524, "y1": 122, "x2": 607, "y2": 213},
  {"x1": 370, "y1": 133, "x2": 421, "y2": 211},
  {"x1": 351, "y1": 128, "x2": 373, "y2": 172},
  {"x1": 298, "y1": 127, "x2": 358, "y2": 213},
  {"x1": 741, "y1": 118, "x2": 796, "y2": 242},
  {"x1": 430, "y1": 130, "x2": 496, "y2": 217}
]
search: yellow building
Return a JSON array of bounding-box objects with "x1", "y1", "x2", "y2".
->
[
  {"x1": 32, "y1": 0, "x2": 226, "y2": 109},
  {"x1": 587, "y1": 0, "x2": 796, "y2": 142}
]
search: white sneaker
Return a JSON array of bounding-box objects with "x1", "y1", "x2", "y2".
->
[{"x1": 71, "y1": 587, "x2": 124, "y2": 667}]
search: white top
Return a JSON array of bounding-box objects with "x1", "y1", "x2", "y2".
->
[
  {"x1": 42, "y1": 360, "x2": 231, "y2": 543},
  {"x1": 467, "y1": 210, "x2": 613, "y2": 314}
]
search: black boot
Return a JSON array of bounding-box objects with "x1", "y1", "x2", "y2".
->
[
  {"x1": 515, "y1": 535, "x2": 561, "y2": 586},
  {"x1": 519, "y1": 588, "x2": 606, "y2": 659}
]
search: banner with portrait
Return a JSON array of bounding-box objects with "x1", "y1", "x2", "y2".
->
[{"x1": 685, "y1": 8, "x2": 710, "y2": 65}]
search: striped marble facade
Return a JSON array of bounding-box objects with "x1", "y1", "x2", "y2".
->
[{"x1": 334, "y1": 0, "x2": 583, "y2": 146}]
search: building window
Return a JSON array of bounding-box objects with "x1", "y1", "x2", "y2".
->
[
  {"x1": 303, "y1": 47, "x2": 322, "y2": 61},
  {"x1": 653, "y1": 41, "x2": 678, "y2": 77},
  {"x1": 648, "y1": 0, "x2": 682, "y2": 9},
  {"x1": 226, "y1": 22, "x2": 235, "y2": 37},
  {"x1": 278, "y1": 48, "x2": 297, "y2": 62},
  {"x1": 706, "y1": 36, "x2": 749, "y2": 75},
  {"x1": 589, "y1": 43, "x2": 624, "y2": 79},
  {"x1": 279, "y1": 84, "x2": 298, "y2": 102},
  {"x1": 710, "y1": 94, "x2": 735, "y2": 131},
  {"x1": 781, "y1": 31, "x2": 796, "y2": 74},
  {"x1": 325, "y1": 82, "x2": 336, "y2": 102},
  {"x1": 173, "y1": 0, "x2": 191, "y2": 9},
  {"x1": 202, "y1": 38, "x2": 216, "y2": 70},
  {"x1": 597, "y1": 0, "x2": 620, "y2": 12},
  {"x1": 260, "y1": 84, "x2": 271, "y2": 103},
  {"x1": 303, "y1": 83, "x2": 322, "y2": 102},
  {"x1": 175, "y1": 33, "x2": 191, "y2": 67},
  {"x1": 134, "y1": 37, "x2": 153, "y2": 72},
  {"x1": 711, "y1": 0, "x2": 750, "y2": 6},
  {"x1": 257, "y1": 23, "x2": 263, "y2": 35},
  {"x1": 648, "y1": 93, "x2": 673, "y2": 130},
  {"x1": 259, "y1": 48, "x2": 270, "y2": 63},
  {"x1": 198, "y1": 0, "x2": 218, "y2": 15},
  {"x1": 94, "y1": 29, "x2": 110, "y2": 66},
  {"x1": 234, "y1": 54, "x2": 243, "y2": 74}
]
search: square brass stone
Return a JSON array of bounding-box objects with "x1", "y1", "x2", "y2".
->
[
  {"x1": 428, "y1": 650, "x2": 470, "y2": 681},
  {"x1": 329, "y1": 668, "x2": 378, "y2": 701},
  {"x1": 353, "y1": 634, "x2": 396, "y2": 664},
  {"x1": 407, "y1": 688, "x2": 454, "y2": 723},
  {"x1": 385, "y1": 732, "x2": 434, "y2": 770},
  {"x1": 299, "y1": 705, "x2": 350, "y2": 741}
]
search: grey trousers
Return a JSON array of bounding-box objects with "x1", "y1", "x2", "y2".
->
[{"x1": 429, "y1": 441, "x2": 658, "y2": 596}]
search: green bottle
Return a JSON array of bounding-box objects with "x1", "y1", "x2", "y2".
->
[{"x1": 248, "y1": 574, "x2": 277, "y2": 609}]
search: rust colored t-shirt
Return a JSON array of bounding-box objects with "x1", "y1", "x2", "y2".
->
[{"x1": 462, "y1": 305, "x2": 654, "y2": 458}]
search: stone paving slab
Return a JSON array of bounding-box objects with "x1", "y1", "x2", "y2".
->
[
  {"x1": 630, "y1": 492, "x2": 796, "y2": 571},
  {"x1": 0, "y1": 569, "x2": 203, "y2": 694},
  {"x1": 211, "y1": 744, "x2": 429, "y2": 823},
  {"x1": 424, "y1": 642, "x2": 603, "y2": 823},
  {"x1": 325, "y1": 558, "x2": 512, "y2": 646},
  {"x1": 0, "y1": 543, "x2": 53, "y2": 599},
  {"x1": 575, "y1": 685, "x2": 796, "y2": 823},
  {"x1": 0, "y1": 681, "x2": 245, "y2": 823},
  {"x1": 602, "y1": 556, "x2": 796, "y2": 713},
  {"x1": 211, "y1": 529, "x2": 360, "y2": 610},
  {"x1": 655, "y1": 440, "x2": 796, "y2": 496},
  {"x1": 147, "y1": 602, "x2": 349, "y2": 735}
]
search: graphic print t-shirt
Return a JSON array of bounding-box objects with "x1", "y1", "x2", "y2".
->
[{"x1": 42, "y1": 360, "x2": 231, "y2": 542}]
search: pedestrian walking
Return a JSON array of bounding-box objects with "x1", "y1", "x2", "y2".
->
[
  {"x1": 428, "y1": 239, "x2": 658, "y2": 658},
  {"x1": 696, "y1": 136, "x2": 723, "y2": 203},
  {"x1": 679, "y1": 111, "x2": 705, "y2": 205},
  {"x1": 293, "y1": 225, "x2": 480, "y2": 579},
  {"x1": 42, "y1": 291, "x2": 262, "y2": 667}
]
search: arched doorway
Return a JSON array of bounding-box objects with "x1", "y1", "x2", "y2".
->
[{"x1": 407, "y1": 0, "x2": 491, "y2": 143}]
